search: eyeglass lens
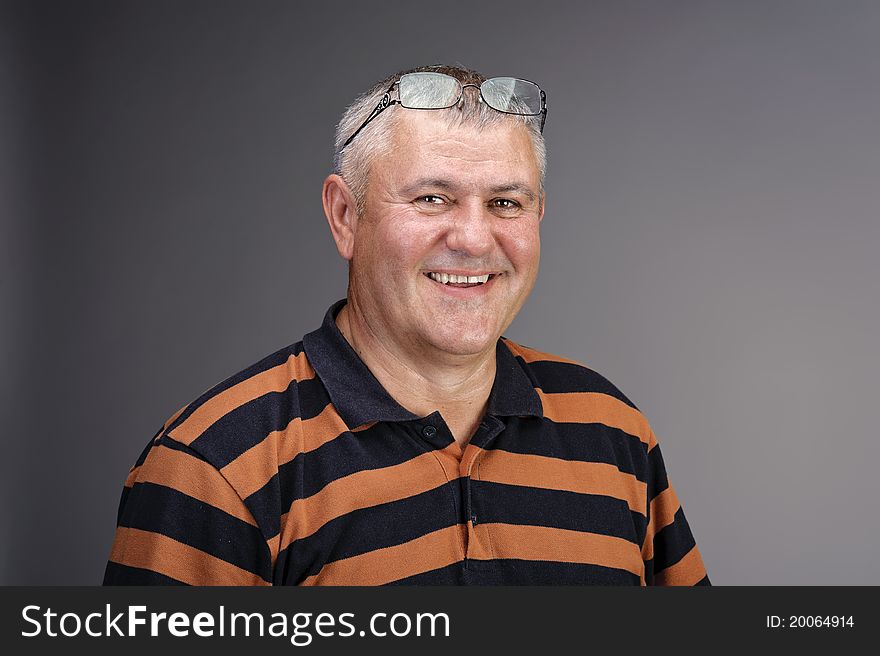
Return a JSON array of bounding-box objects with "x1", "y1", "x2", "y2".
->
[
  {"x1": 481, "y1": 77, "x2": 542, "y2": 115},
  {"x1": 399, "y1": 72, "x2": 461, "y2": 109},
  {"x1": 398, "y1": 72, "x2": 542, "y2": 116}
]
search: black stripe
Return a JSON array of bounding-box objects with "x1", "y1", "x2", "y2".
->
[
  {"x1": 466, "y1": 559, "x2": 642, "y2": 585},
  {"x1": 472, "y1": 480, "x2": 645, "y2": 544},
  {"x1": 156, "y1": 435, "x2": 211, "y2": 461},
  {"x1": 103, "y1": 562, "x2": 187, "y2": 586},
  {"x1": 387, "y1": 560, "x2": 641, "y2": 585},
  {"x1": 277, "y1": 422, "x2": 431, "y2": 509},
  {"x1": 119, "y1": 482, "x2": 271, "y2": 582},
  {"x1": 247, "y1": 421, "x2": 434, "y2": 540},
  {"x1": 652, "y1": 507, "x2": 697, "y2": 574},
  {"x1": 524, "y1": 359, "x2": 638, "y2": 409},
  {"x1": 298, "y1": 376, "x2": 333, "y2": 421},
  {"x1": 695, "y1": 574, "x2": 712, "y2": 586},
  {"x1": 165, "y1": 341, "x2": 305, "y2": 435},
  {"x1": 189, "y1": 380, "x2": 302, "y2": 468},
  {"x1": 132, "y1": 434, "x2": 159, "y2": 469},
  {"x1": 492, "y1": 417, "x2": 650, "y2": 481},
  {"x1": 243, "y1": 473, "x2": 280, "y2": 539},
  {"x1": 274, "y1": 453, "x2": 304, "y2": 515},
  {"x1": 383, "y1": 562, "x2": 464, "y2": 585},
  {"x1": 647, "y1": 444, "x2": 671, "y2": 501},
  {"x1": 277, "y1": 483, "x2": 461, "y2": 583},
  {"x1": 114, "y1": 485, "x2": 130, "y2": 526}
]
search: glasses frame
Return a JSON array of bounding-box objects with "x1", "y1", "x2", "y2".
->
[{"x1": 341, "y1": 73, "x2": 548, "y2": 150}]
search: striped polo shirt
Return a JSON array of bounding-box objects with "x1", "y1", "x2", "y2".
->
[{"x1": 104, "y1": 298, "x2": 709, "y2": 586}]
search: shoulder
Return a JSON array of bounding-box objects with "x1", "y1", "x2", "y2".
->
[
  {"x1": 501, "y1": 337, "x2": 638, "y2": 409},
  {"x1": 158, "y1": 340, "x2": 314, "y2": 470},
  {"x1": 501, "y1": 337, "x2": 657, "y2": 450}
]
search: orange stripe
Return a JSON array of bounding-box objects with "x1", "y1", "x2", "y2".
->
[
  {"x1": 300, "y1": 403, "x2": 351, "y2": 452},
  {"x1": 475, "y1": 448, "x2": 646, "y2": 514},
  {"x1": 109, "y1": 527, "x2": 270, "y2": 586},
  {"x1": 163, "y1": 402, "x2": 192, "y2": 431},
  {"x1": 301, "y1": 524, "x2": 466, "y2": 585},
  {"x1": 124, "y1": 466, "x2": 140, "y2": 488},
  {"x1": 471, "y1": 523, "x2": 644, "y2": 578},
  {"x1": 351, "y1": 421, "x2": 377, "y2": 433},
  {"x1": 123, "y1": 402, "x2": 193, "y2": 486},
  {"x1": 538, "y1": 390, "x2": 653, "y2": 447},
  {"x1": 220, "y1": 417, "x2": 303, "y2": 500},
  {"x1": 279, "y1": 452, "x2": 449, "y2": 551},
  {"x1": 135, "y1": 444, "x2": 258, "y2": 528},
  {"x1": 647, "y1": 427, "x2": 658, "y2": 453},
  {"x1": 267, "y1": 533, "x2": 280, "y2": 569},
  {"x1": 654, "y1": 544, "x2": 707, "y2": 586},
  {"x1": 641, "y1": 486, "x2": 681, "y2": 560},
  {"x1": 168, "y1": 351, "x2": 314, "y2": 445},
  {"x1": 501, "y1": 338, "x2": 586, "y2": 366},
  {"x1": 434, "y1": 442, "x2": 465, "y2": 476},
  {"x1": 221, "y1": 404, "x2": 357, "y2": 502}
]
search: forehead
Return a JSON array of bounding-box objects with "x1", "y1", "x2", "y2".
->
[{"x1": 377, "y1": 110, "x2": 540, "y2": 190}]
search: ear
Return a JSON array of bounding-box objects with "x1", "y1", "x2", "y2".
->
[
  {"x1": 538, "y1": 192, "x2": 545, "y2": 222},
  {"x1": 322, "y1": 174, "x2": 359, "y2": 260}
]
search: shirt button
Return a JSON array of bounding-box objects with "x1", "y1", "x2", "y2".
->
[{"x1": 422, "y1": 425, "x2": 437, "y2": 438}]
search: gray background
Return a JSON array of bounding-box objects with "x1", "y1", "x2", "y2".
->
[{"x1": 3, "y1": 0, "x2": 878, "y2": 585}]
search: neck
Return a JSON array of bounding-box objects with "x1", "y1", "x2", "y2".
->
[{"x1": 335, "y1": 298, "x2": 496, "y2": 444}]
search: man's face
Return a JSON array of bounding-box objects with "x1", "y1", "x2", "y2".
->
[{"x1": 347, "y1": 110, "x2": 544, "y2": 358}]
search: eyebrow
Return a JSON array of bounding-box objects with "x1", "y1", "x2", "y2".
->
[
  {"x1": 399, "y1": 178, "x2": 538, "y2": 202},
  {"x1": 489, "y1": 182, "x2": 538, "y2": 203},
  {"x1": 399, "y1": 178, "x2": 456, "y2": 196}
]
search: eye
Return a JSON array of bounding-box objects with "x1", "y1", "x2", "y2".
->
[
  {"x1": 416, "y1": 194, "x2": 445, "y2": 204},
  {"x1": 491, "y1": 198, "x2": 521, "y2": 210}
]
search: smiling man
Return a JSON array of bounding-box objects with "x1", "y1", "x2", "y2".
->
[{"x1": 104, "y1": 65, "x2": 709, "y2": 586}]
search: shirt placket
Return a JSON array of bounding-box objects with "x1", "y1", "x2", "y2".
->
[
  {"x1": 414, "y1": 412, "x2": 506, "y2": 573},
  {"x1": 459, "y1": 415, "x2": 505, "y2": 569}
]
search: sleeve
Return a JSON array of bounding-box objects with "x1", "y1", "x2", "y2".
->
[
  {"x1": 641, "y1": 429, "x2": 710, "y2": 586},
  {"x1": 103, "y1": 431, "x2": 274, "y2": 586}
]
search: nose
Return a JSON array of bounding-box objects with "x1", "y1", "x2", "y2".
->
[{"x1": 444, "y1": 199, "x2": 495, "y2": 257}]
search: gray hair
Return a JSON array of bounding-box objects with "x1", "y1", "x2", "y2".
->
[{"x1": 332, "y1": 64, "x2": 547, "y2": 217}]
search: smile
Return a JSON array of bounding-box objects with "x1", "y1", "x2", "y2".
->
[
  {"x1": 422, "y1": 271, "x2": 501, "y2": 296},
  {"x1": 424, "y1": 271, "x2": 498, "y2": 286}
]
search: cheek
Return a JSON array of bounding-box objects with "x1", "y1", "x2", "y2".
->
[
  {"x1": 502, "y1": 224, "x2": 541, "y2": 271},
  {"x1": 386, "y1": 220, "x2": 440, "y2": 268},
  {"x1": 357, "y1": 219, "x2": 434, "y2": 276}
]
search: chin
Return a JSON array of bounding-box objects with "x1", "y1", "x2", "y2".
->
[{"x1": 426, "y1": 327, "x2": 498, "y2": 356}]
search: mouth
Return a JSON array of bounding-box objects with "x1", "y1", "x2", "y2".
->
[
  {"x1": 423, "y1": 271, "x2": 500, "y2": 287},
  {"x1": 422, "y1": 270, "x2": 502, "y2": 296}
]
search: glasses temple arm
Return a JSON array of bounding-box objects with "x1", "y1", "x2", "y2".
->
[
  {"x1": 539, "y1": 90, "x2": 547, "y2": 133},
  {"x1": 341, "y1": 81, "x2": 399, "y2": 150}
]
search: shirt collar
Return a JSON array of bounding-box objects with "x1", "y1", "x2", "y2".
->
[{"x1": 302, "y1": 298, "x2": 543, "y2": 430}]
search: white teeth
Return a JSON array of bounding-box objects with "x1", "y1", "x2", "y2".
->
[{"x1": 427, "y1": 272, "x2": 492, "y2": 285}]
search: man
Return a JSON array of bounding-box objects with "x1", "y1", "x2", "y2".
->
[{"x1": 104, "y1": 65, "x2": 709, "y2": 586}]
